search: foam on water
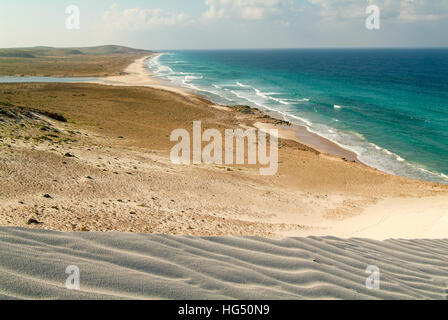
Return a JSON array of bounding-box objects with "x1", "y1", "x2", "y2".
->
[
  {"x1": 236, "y1": 82, "x2": 250, "y2": 88},
  {"x1": 146, "y1": 52, "x2": 448, "y2": 184}
]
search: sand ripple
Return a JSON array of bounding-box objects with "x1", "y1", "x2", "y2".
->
[{"x1": 0, "y1": 227, "x2": 447, "y2": 300}]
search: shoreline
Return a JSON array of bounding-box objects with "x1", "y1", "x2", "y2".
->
[
  {"x1": 88, "y1": 54, "x2": 193, "y2": 97},
  {"x1": 102, "y1": 55, "x2": 364, "y2": 167},
  {"x1": 0, "y1": 54, "x2": 444, "y2": 184},
  {"x1": 116, "y1": 54, "x2": 436, "y2": 179},
  {"x1": 133, "y1": 54, "x2": 448, "y2": 184}
]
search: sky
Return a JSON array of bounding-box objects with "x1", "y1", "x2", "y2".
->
[{"x1": 1, "y1": 0, "x2": 447, "y2": 50}]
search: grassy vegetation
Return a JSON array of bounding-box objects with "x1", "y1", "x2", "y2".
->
[{"x1": 0, "y1": 45, "x2": 152, "y2": 77}]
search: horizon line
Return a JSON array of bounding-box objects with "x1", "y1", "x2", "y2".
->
[{"x1": 1, "y1": 45, "x2": 448, "y2": 51}]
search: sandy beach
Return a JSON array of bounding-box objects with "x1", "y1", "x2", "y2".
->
[
  {"x1": 90, "y1": 54, "x2": 192, "y2": 97},
  {"x1": 1, "y1": 53, "x2": 448, "y2": 300}
]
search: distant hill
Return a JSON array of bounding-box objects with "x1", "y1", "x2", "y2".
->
[
  {"x1": 0, "y1": 51, "x2": 36, "y2": 58},
  {"x1": 66, "y1": 49, "x2": 83, "y2": 55},
  {"x1": 0, "y1": 45, "x2": 151, "y2": 57},
  {"x1": 0, "y1": 45, "x2": 153, "y2": 77}
]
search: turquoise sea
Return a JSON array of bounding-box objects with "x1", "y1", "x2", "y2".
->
[{"x1": 147, "y1": 49, "x2": 448, "y2": 184}]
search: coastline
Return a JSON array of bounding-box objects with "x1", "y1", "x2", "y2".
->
[
  {"x1": 88, "y1": 54, "x2": 193, "y2": 97},
  {"x1": 99, "y1": 54, "x2": 363, "y2": 167},
  {"x1": 136, "y1": 53, "x2": 448, "y2": 185},
  {"x1": 89, "y1": 55, "x2": 448, "y2": 239},
  {"x1": 2, "y1": 52, "x2": 433, "y2": 181}
]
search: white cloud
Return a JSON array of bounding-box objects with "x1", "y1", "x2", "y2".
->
[
  {"x1": 201, "y1": 0, "x2": 448, "y2": 25},
  {"x1": 307, "y1": 0, "x2": 448, "y2": 23},
  {"x1": 203, "y1": 0, "x2": 295, "y2": 21},
  {"x1": 102, "y1": 4, "x2": 187, "y2": 30},
  {"x1": 101, "y1": 1, "x2": 448, "y2": 32},
  {"x1": 398, "y1": 0, "x2": 448, "y2": 22}
]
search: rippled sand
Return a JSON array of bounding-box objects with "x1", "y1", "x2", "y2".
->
[{"x1": 1, "y1": 228, "x2": 447, "y2": 300}]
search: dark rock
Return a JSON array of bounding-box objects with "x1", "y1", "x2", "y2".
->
[
  {"x1": 39, "y1": 111, "x2": 67, "y2": 122},
  {"x1": 26, "y1": 218, "x2": 41, "y2": 225},
  {"x1": 233, "y1": 105, "x2": 255, "y2": 114}
]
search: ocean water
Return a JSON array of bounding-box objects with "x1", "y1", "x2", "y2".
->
[{"x1": 146, "y1": 49, "x2": 448, "y2": 184}]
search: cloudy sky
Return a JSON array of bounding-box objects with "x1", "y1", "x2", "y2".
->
[{"x1": 1, "y1": 0, "x2": 447, "y2": 49}]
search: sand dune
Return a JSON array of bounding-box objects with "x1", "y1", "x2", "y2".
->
[{"x1": 1, "y1": 227, "x2": 447, "y2": 300}]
